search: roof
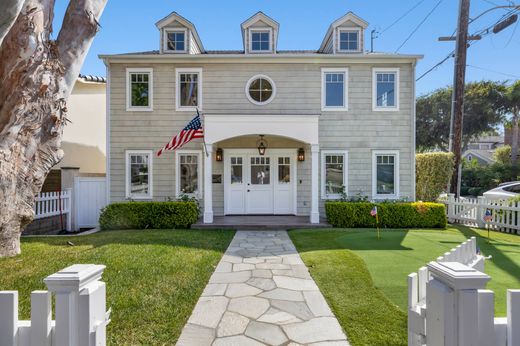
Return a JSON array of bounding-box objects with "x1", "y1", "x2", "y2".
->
[
  {"x1": 78, "y1": 74, "x2": 106, "y2": 83},
  {"x1": 472, "y1": 135, "x2": 504, "y2": 144},
  {"x1": 463, "y1": 149, "x2": 495, "y2": 163}
]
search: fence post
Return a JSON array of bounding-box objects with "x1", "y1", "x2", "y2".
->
[
  {"x1": 477, "y1": 290, "x2": 495, "y2": 346},
  {"x1": 426, "y1": 261, "x2": 490, "y2": 346},
  {"x1": 30, "y1": 291, "x2": 52, "y2": 346},
  {"x1": 44, "y1": 264, "x2": 107, "y2": 346},
  {"x1": 66, "y1": 188, "x2": 72, "y2": 231},
  {"x1": 476, "y1": 196, "x2": 485, "y2": 229},
  {"x1": 0, "y1": 291, "x2": 18, "y2": 346},
  {"x1": 447, "y1": 193, "x2": 455, "y2": 222},
  {"x1": 508, "y1": 289, "x2": 520, "y2": 346}
]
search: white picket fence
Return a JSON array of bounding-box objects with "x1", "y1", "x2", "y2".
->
[
  {"x1": 33, "y1": 190, "x2": 71, "y2": 231},
  {"x1": 0, "y1": 264, "x2": 110, "y2": 346},
  {"x1": 445, "y1": 193, "x2": 520, "y2": 234},
  {"x1": 408, "y1": 237, "x2": 520, "y2": 346}
]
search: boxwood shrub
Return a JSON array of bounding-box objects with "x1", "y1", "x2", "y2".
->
[
  {"x1": 325, "y1": 202, "x2": 447, "y2": 228},
  {"x1": 99, "y1": 201, "x2": 199, "y2": 230}
]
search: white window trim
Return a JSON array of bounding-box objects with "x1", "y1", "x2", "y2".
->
[
  {"x1": 126, "y1": 68, "x2": 153, "y2": 112},
  {"x1": 125, "y1": 150, "x2": 153, "y2": 200},
  {"x1": 337, "y1": 28, "x2": 362, "y2": 53},
  {"x1": 321, "y1": 68, "x2": 349, "y2": 111},
  {"x1": 249, "y1": 27, "x2": 273, "y2": 53},
  {"x1": 176, "y1": 68, "x2": 203, "y2": 111},
  {"x1": 372, "y1": 150, "x2": 400, "y2": 200},
  {"x1": 321, "y1": 150, "x2": 348, "y2": 199},
  {"x1": 163, "y1": 28, "x2": 188, "y2": 53},
  {"x1": 372, "y1": 67, "x2": 400, "y2": 112},
  {"x1": 175, "y1": 150, "x2": 203, "y2": 199},
  {"x1": 245, "y1": 74, "x2": 277, "y2": 105}
]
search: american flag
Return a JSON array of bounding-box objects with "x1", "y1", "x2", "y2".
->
[
  {"x1": 157, "y1": 112, "x2": 204, "y2": 157},
  {"x1": 370, "y1": 206, "x2": 378, "y2": 217},
  {"x1": 484, "y1": 209, "x2": 492, "y2": 222}
]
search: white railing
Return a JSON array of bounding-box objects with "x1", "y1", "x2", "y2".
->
[
  {"x1": 408, "y1": 239, "x2": 520, "y2": 346},
  {"x1": 445, "y1": 193, "x2": 520, "y2": 234},
  {"x1": 34, "y1": 189, "x2": 71, "y2": 231},
  {"x1": 0, "y1": 264, "x2": 110, "y2": 346}
]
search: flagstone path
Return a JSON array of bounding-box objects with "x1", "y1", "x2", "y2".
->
[{"x1": 177, "y1": 230, "x2": 349, "y2": 346}]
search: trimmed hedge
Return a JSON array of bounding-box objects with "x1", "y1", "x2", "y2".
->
[
  {"x1": 325, "y1": 202, "x2": 447, "y2": 229},
  {"x1": 99, "y1": 201, "x2": 199, "y2": 230},
  {"x1": 416, "y1": 152, "x2": 454, "y2": 202}
]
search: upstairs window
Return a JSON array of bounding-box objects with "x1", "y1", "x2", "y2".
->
[
  {"x1": 176, "y1": 68, "x2": 202, "y2": 111},
  {"x1": 321, "y1": 68, "x2": 348, "y2": 111},
  {"x1": 373, "y1": 68, "x2": 399, "y2": 111},
  {"x1": 338, "y1": 29, "x2": 360, "y2": 52},
  {"x1": 126, "y1": 68, "x2": 153, "y2": 111},
  {"x1": 165, "y1": 30, "x2": 186, "y2": 52},
  {"x1": 250, "y1": 30, "x2": 271, "y2": 52},
  {"x1": 246, "y1": 75, "x2": 276, "y2": 105}
]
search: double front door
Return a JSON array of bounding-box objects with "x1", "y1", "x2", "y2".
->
[{"x1": 224, "y1": 150, "x2": 295, "y2": 215}]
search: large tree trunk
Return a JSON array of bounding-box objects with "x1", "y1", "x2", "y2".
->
[
  {"x1": 512, "y1": 111, "x2": 519, "y2": 179},
  {"x1": 0, "y1": 0, "x2": 107, "y2": 257}
]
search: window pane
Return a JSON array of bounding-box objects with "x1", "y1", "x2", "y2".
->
[
  {"x1": 130, "y1": 154, "x2": 149, "y2": 195},
  {"x1": 180, "y1": 73, "x2": 199, "y2": 107},
  {"x1": 130, "y1": 73, "x2": 149, "y2": 107},
  {"x1": 278, "y1": 157, "x2": 290, "y2": 184},
  {"x1": 325, "y1": 156, "x2": 344, "y2": 194},
  {"x1": 231, "y1": 157, "x2": 243, "y2": 184},
  {"x1": 376, "y1": 73, "x2": 396, "y2": 107},
  {"x1": 325, "y1": 73, "x2": 344, "y2": 107},
  {"x1": 180, "y1": 155, "x2": 198, "y2": 193},
  {"x1": 377, "y1": 156, "x2": 395, "y2": 195},
  {"x1": 340, "y1": 31, "x2": 358, "y2": 51},
  {"x1": 251, "y1": 163, "x2": 270, "y2": 185},
  {"x1": 249, "y1": 78, "x2": 273, "y2": 103}
]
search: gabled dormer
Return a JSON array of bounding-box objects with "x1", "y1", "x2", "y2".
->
[
  {"x1": 319, "y1": 12, "x2": 368, "y2": 54},
  {"x1": 156, "y1": 12, "x2": 204, "y2": 54},
  {"x1": 241, "y1": 12, "x2": 279, "y2": 54}
]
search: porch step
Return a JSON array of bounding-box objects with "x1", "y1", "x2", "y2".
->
[{"x1": 192, "y1": 215, "x2": 332, "y2": 230}]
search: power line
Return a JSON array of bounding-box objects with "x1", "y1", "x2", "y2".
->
[
  {"x1": 466, "y1": 64, "x2": 520, "y2": 78},
  {"x1": 380, "y1": 0, "x2": 427, "y2": 34},
  {"x1": 416, "y1": 51, "x2": 455, "y2": 81},
  {"x1": 395, "y1": 0, "x2": 445, "y2": 53}
]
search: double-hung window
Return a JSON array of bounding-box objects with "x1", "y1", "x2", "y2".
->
[
  {"x1": 338, "y1": 29, "x2": 360, "y2": 52},
  {"x1": 165, "y1": 29, "x2": 186, "y2": 52},
  {"x1": 176, "y1": 151, "x2": 202, "y2": 197},
  {"x1": 321, "y1": 68, "x2": 348, "y2": 111},
  {"x1": 126, "y1": 150, "x2": 152, "y2": 199},
  {"x1": 126, "y1": 68, "x2": 153, "y2": 111},
  {"x1": 321, "y1": 151, "x2": 348, "y2": 199},
  {"x1": 372, "y1": 150, "x2": 399, "y2": 199},
  {"x1": 250, "y1": 29, "x2": 271, "y2": 52},
  {"x1": 176, "y1": 68, "x2": 202, "y2": 111},
  {"x1": 373, "y1": 68, "x2": 399, "y2": 111}
]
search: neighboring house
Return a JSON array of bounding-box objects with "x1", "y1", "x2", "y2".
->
[
  {"x1": 42, "y1": 75, "x2": 107, "y2": 192},
  {"x1": 463, "y1": 135, "x2": 504, "y2": 166},
  {"x1": 100, "y1": 11, "x2": 421, "y2": 224}
]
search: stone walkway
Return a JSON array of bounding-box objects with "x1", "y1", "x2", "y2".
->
[{"x1": 177, "y1": 230, "x2": 349, "y2": 346}]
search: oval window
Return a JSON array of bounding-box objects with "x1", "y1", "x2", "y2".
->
[{"x1": 246, "y1": 75, "x2": 276, "y2": 105}]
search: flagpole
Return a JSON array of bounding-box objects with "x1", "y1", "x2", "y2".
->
[
  {"x1": 376, "y1": 213, "x2": 380, "y2": 240},
  {"x1": 198, "y1": 108, "x2": 209, "y2": 158}
]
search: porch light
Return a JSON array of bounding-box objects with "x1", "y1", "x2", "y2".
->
[
  {"x1": 297, "y1": 148, "x2": 305, "y2": 161},
  {"x1": 256, "y1": 135, "x2": 268, "y2": 156},
  {"x1": 215, "y1": 148, "x2": 223, "y2": 162}
]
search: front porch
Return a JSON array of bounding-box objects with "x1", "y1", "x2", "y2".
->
[{"x1": 192, "y1": 215, "x2": 331, "y2": 230}]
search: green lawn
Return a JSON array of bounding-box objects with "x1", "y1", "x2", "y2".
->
[
  {"x1": 290, "y1": 225, "x2": 520, "y2": 346},
  {"x1": 0, "y1": 229, "x2": 235, "y2": 345}
]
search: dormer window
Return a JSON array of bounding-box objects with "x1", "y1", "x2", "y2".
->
[
  {"x1": 165, "y1": 29, "x2": 186, "y2": 52},
  {"x1": 338, "y1": 29, "x2": 360, "y2": 52},
  {"x1": 250, "y1": 29, "x2": 271, "y2": 52}
]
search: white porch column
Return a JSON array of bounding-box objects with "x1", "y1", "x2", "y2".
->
[
  {"x1": 203, "y1": 145, "x2": 214, "y2": 224},
  {"x1": 310, "y1": 144, "x2": 320, "y2": 224}
]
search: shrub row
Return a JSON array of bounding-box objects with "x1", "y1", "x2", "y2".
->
[
  {"x1": 325, "y1": 202, "x2": 447, "y2": 228},
  {"x1": 416, "y1": 152, "x2": 454, "y2": 202},
  {"x1": 99, "y1": 201, "x2": 199, "y2": 230}
]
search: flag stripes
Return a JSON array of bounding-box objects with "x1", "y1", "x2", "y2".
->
[{"x1": 157, "y1": 112, "x2": 204, "y2": 156}]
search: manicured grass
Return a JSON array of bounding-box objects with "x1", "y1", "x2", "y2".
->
[
  {"x1": 290, "y1": 226, "x2": 520, "y2": 346},
  {"x1": 0, "y1": 229, "x2": 235, "y2": 345}
]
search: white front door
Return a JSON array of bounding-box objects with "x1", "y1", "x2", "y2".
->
[{"x1": 224, "y1": 150, "x2": 296, "y2": 215}]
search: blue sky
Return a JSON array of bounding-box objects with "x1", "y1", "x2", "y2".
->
[{"x1": 52, "y1": 0, "x2": 520, "y2": 95}]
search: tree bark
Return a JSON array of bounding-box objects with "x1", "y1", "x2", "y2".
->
[
  {"x1": 512, "y1": 110, "x2": 520, "y2": 179},
  {"x1": 0, "y1": 0, "x2": 25, "y2": 46},
  {"x1": 0, "y1": 0, "x2": 107, "y2": 257}
]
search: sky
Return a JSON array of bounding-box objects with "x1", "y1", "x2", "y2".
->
[{"x1": 51, "y1": 0, "x2": 520, "y2": 96}]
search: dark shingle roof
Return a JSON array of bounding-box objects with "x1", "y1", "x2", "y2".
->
[{"x1": 78, "y1": 74, "x2": 106, "y2": 83}]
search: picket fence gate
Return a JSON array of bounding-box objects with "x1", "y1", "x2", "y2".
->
[
  {"x1": 445, "y1": 193, "x2": 520, "y2": 234},
  {"x1": 33, "y1": 189, "x2": 72, "y2": 231},
  {"x1": 408, "y1": 237, "x2": 520, "y2": 346},
  {"x1": 0, "y1": 264, "x2": 110, "y2": 346}
]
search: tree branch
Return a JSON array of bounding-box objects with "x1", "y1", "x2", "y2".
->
[
  {"x1": 0, "y1": 0, "x2": 25, "y2": 47},
  {"x1": 56, "y1": 0, "x2": 107, "y2": 98}
]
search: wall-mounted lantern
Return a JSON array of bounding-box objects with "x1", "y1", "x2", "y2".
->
[
  {"x1": 215, "y1": 148, "x2": 223, "y2": 162},
  {"x1": 297, "y1": 148, "x2": 305, "y2": 162},
  {"x1": 256, "y1": 135, "x2": 268, "y2": 156}
]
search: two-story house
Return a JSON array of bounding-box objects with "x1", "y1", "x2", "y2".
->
[{"x1": 100, "y1": 11, "x2": 422, "y2": 225}]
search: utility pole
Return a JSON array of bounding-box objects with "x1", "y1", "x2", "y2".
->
[{"x1": 448, "y1": 0, "x2": 471, "y2": 197}]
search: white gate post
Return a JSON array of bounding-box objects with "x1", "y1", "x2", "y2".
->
[
  {"x1": 508, "y1": 289, "x2": 520, "y2": 346},
  {"x1": 476, "y1": 196, "x2": 485, "y2": 229},
  {"x1": 426, "y1": 261, "x2": 490, "y2": 346},
  {"x1": 0, "y1": 291, "x2": 18, "y2": 346},
  {"x1": 30, "y1": 291, "x2": 52, "y2": 346},
  {"x1": 44, "y1": 264, "x2": 107, "y2": 346},
  {"x1": 447, "y1": 193, "x2": 455, "y2": 222}
]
